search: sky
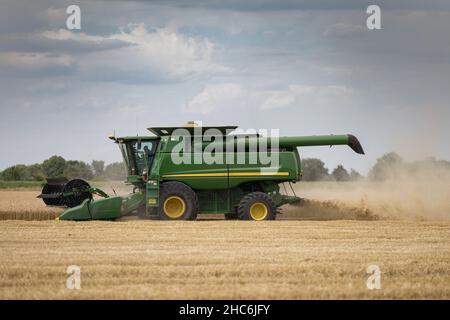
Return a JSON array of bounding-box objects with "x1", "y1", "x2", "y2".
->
[{"x1": 1, "y1": 0, "x2": 449, "y2": 174}]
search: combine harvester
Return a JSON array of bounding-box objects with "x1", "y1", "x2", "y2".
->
[{"x1": 39, "y1": 124, "x2": 364, "y2": 221}]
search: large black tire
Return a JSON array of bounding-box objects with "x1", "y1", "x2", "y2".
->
[
  {"x1": 237, "y1": 192, "x2": 277, "y2": 221},
  {"x1": 158, "y1": 181, "x2": 198, "y2": 220}
]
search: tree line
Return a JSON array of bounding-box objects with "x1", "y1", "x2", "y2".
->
[
  {"x1": 301, "y1": 158, "x2": 362, "y2": 181},
  {"x1": 1, "y1": 152, "x2": 449, "y2": 182},
  {"x1": 367, "y1": 152, "x2": 450, "y2": 181},
  {"x1": 302, "y1": 152, "x2": 450, "y2": 181},
  {"x1": 0, "y1": 156, "x2": 126, "y2": 181}
]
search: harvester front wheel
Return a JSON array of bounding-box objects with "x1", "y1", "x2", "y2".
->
[
  {"x1": 237, "y1": 192, "x2": 276, "y2": 221},
  {"x1": 159, "y1": 182, "x2": 198, "y2": 220}
]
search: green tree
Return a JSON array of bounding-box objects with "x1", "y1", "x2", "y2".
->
[
  {"x1": 368, "y1": 152, "x2": 404, "y2": 181},
  {"x1": 302, "y1": 158, "x2": 330, "y2": 181},
  {"x1": 349, "y1": 169, "x2": 362, "y2": 181},
  {"x1": 63, "y1": 160, "x2": 93, "y2": 180},
  {"x1": 0, "y1": 165, "x2": 29, "y2": 181},
  {"x1": 104, "y1": 162, "x2": 126, "y2": 180},
  {"x1": 332, "y1": 165, "x2": 350, "y2": 181},
  {"x1": 91, "y1": 160, "x2": 105, "y2": 177},
  {"x1": 42, "y1": 156, "x2": 66, "y2": 178},
  {"x1": 27, "y1": 163, "x2": 44, "y2": 181}
]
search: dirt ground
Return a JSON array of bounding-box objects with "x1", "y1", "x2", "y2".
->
[{"x1": 0, "y1": 219, "x2": 449, "y2": 299}]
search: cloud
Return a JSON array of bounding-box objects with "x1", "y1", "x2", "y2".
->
[
  {"x1": 260, "y1": 91, "x2": 296, "y2": 109},
  {"x1": 96, "y1": 24, "x2": 231, "y2": 82},
  {"x1": 186, "y1": 83, "x2": 245, "y2": 114},
  {"x1": 42, "y1": 29, "x2": 131, "y2": 51},
  {"x1": 0, "y1": 51, "x2": 75, "y2": 75},
  {"x1": 260, "y1": 84, "x2": 352, "y2": 109},
  {"x1": 186, "y1": 83, "x2": 353, "y2": 113},
  {"x1": 0, "y1": 24, "x2": 231, "y2": 83},
  {"x1": 0, "y1": 30, "x2": 131, "y2": 53},
  {"x1": 133, "y1": 0, "x2": 450, "y2": 12},
  {"x1": 1, "y1": 0, "x2": 450, "y2": 174},
  {"x1": 116, "y1": 103, "x2": 147, "y2": 115}
]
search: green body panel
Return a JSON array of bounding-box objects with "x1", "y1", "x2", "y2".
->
[
  {"x1": 120, "y1": 191, "x2": 146, "y2": 214},
  {"x1": 89, "y1": 196, "x2": 123, "y2": 220},
  {"x1": 146, "y1": 139, "x2": 164, "y2": 209},
  {"x1": 197, "y1": 189, "x2": 230, "y2": 213},
  {"x1": 58, "y1": 197, "x2": 122, "y2": 220},
  {"x1": 58, "y1": 192, "x2": 145, "y2": 221},
  {"x1": 162, "y1": 134, "x2": 350, "y2": 151},
  {"x1": 227, "y1": 151, "x2": 300, "y2": 188},
  {"x1": 277, "y1": 135, "x2": 349, "y2": 148},
  {"x1": 157, "y1": 136, "x2": 303, "y2": 190},
  {"x1": 59, "y1": 199, "x2": 92, "y2": 220},
  {"x1": 154, "y1": 145, "x2": 303, "y2": 213},
  {"x1": 159, "y1": 152, "x2": 228, "y2": 189}
]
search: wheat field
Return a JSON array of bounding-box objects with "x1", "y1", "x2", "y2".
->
[
  {"x1": 0, "y1": 191, "x2": 62, "y2": 220},
  {"x1": 0, "y1": 219, "x2": 449, "y2": 299},
  {"x1": 0, "y1": 182, "x2": 131, "y2": 221},
  {"x1": 0, "y1": 182, "x2": 449, "y2": 299}
]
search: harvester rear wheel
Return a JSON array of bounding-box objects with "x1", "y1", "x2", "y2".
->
[
  {"x1": 159, "y1": 182, "x2": 198, "y2": 220},
  {"x1": 237, "y1": 192, "x2": 276, "y2": 221}
]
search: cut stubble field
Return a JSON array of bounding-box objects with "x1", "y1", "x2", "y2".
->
[
  {"x1": 0, "y1": 219, "x2": 449, "y2": 299},
  {"x1": 0, "y1": 180, "x2": 449, "y2": 299}
]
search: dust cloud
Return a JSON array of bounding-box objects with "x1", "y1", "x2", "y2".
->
[{"x1": 282, "y1": 165, "x2": 450, "y2": 221}]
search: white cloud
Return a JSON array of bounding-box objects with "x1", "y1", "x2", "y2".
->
[
  {"x1": 0, "y1": 29, "x2": 130, "y2": 54},
  {"x1": 187, "y1": 83, "x2": 353, "y2": 114},
  {"x1": 260, "y1": 84, "x2": 352, "y2": 110},
  {"x1": 1, "y1": 25, "x2": 231, "y2": 83},
  {"x1": 186, "y1": 83, "x2": 245, "y2": 114},
  {"x1": 42, "y1": 29, "x2": 106, "y2": 42},
  {"x1": 0, "y1": 51, "x2": 75, "y2": 71},
  {"x1": 117, "y1": 103, "x2": 147, "y2": 115},
  {"x1": 80, "y1": 24, "x2": 232, "y2": 83},
  {"x1": 260, "y1": 91, "x2": 295, "y2": 109}
]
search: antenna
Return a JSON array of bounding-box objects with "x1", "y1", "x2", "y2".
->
[{"x1": 136, "y1": 116, "x2": 138, "y2": 136}]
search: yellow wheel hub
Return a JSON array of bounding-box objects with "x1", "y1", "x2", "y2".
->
[
  {"x1": 163, "y1": 196, "x2": 186, "y2": 219},
  {"x1": 249, "y1": 202, "x2": 268, "y2": 221}
]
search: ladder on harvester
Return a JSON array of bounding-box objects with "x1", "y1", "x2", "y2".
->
[{"x1": 145, "y1": 147, "x2": 163, "y2": 218}]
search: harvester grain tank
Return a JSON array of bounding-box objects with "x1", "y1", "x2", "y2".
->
[{"x1": 39, "y1": 125, "x2": 364, "y2": 221}]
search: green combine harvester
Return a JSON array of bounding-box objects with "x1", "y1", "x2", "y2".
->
[{"x1": 38, "y1": 125, "x2": 364, "y2": 221}]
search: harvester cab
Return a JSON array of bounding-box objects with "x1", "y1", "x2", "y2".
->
[
  {"x1": 39, "y1": 125, "x2": 364, "y2": 221},
  {"x1": 114, "y1": 136, "x2": 159, "y2": 183}
]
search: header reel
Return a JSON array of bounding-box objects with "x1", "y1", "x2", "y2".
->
[{"x1": 38, "y1": 178, "x2": 108, "y2": 208}]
